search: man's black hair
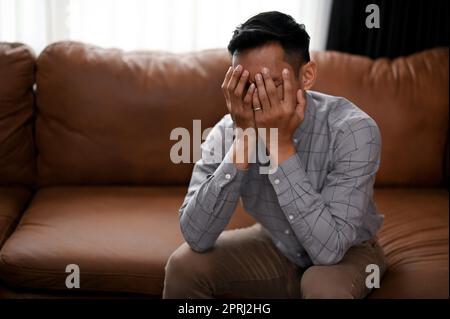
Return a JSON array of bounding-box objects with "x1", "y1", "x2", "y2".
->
[{"x1": 227, "y1": 11, "x2": 310, "y2": 74}]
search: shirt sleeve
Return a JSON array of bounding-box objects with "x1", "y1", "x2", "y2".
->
[
  {"x1": 268, "y1": 117, "x2": 382, "y2": 265},
  {"x1": 179, "y1": 116, "x2": 247, "y2": 252}
]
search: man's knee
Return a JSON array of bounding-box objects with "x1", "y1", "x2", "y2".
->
[
  {"x1": 163, "y1": 242, "x2": 214, "y2": 298},
  {"x1": 300, "y1": 266, "x2": 359, "y2": 299},
  {"x1": 165, "y1": 242, "x2": 208, "y2": 280}
]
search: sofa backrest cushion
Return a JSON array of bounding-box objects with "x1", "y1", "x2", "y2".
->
[
  {"x1": 311, "y1": 47, "x2": 449, "y2": 186},
  {"x1": 36, "y1": 42, "x2": 229, "y2": 186},
  {"x1": 36, "y1": 42, "x2": 448, "y2": 186},
  {"x1": 0, "y1": 43, "x2": 36, "y2": 186}
]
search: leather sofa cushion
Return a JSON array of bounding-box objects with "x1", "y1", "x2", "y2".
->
[
  {"x1": 369, "y1": 188, "x2": 448, "y2": 298},
  {"x1": 0, "y1": 43, "x2": 36, "y2": 186},
  {"x1": 0, "y1": 186, "x2": 447, "y2": 297},
  {"x1": 0, "y1": 187, "x2": 31, "y2": 247},
  {"x1": 36, "y1": 43, "x2": 448, "y2": 187},
  {"x1": 311, "y1": 48, "x2": 449, "y2": 186},
  {"x1": 36, "y1": 42, "x2": 231, "y2": 186},
  {"x1": 0, "y1": 187, "x2": 255, "y2": 295}
]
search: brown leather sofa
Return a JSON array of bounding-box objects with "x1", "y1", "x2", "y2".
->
[{"x1": 0, "y1": 41, "x2": 448, "y2": 298}]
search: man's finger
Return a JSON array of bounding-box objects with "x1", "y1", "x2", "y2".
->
[
  {"x1": 261, "y1": 67, "x2": 279, "y2": 106},
  {"x1": 243, "y1": 83, "x2": 255, "y2": 106},
  {"x1": 221, "y1": 66, "x2": 233, "y2": 97},
  {"x1": 253, "y1": 88, "x2": 263, "y2": 121},
  {"x1": 227, "y1": 65, "x2": 243, "y2": 95},
  {"x1": 234, "y1": 69, "x2": 249, "y2": 99},
  {"x1": 255, "y1": 73, "x2": 271, "y2": 110},
  {"x1": 282, "y1": 68, "x2": 294, "y2": 108}
]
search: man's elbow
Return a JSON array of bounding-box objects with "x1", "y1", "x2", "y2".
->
[
  {"x1": 180, "y1": 224, "x2": 214, "y2": 253},
  {"x1": 312, "y1": 251, "x2": 345, "y2": 266},
  {"x1": 184, "y1": 238, "x2": 214, "y2": 253}
]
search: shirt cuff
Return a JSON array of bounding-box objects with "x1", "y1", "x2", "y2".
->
[
  {"x1": 267, "y1": 152, "x2": 308, "y2": 196},
  {"x1": 213, "y1": 148, "x2": 248, "y2": 189}
]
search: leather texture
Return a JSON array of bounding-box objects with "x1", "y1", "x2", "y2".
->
[
  {"x1": 312, "y1": 48, "x2": 449, "y2": 186},
  {"x1": 35, "y1": 42, "x2": 448, "y2": 187},
  {"x1": 0, "y1": 187, "x2": 32, "y2": 248},
  {"x1": 370, "y1": 188, "x2": 448, "y2": 298},
  {"x1": 36, "y1": 42, "x2": 230, "y2": 186},
  {"x1": 0, "y1": 43, "x2": 36, "y2": 186},
  {"x1": 0, "y1": 187, "x2": 255, "y2": 294},
  {"x1": 0, "y1": 187, "x2": 446, "y2": 298}
]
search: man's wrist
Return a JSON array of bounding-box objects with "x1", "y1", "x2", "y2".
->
[
  {"x1": 232, "y1": 129, "x2": 257, "y2": 170},
  {"x1": 273, "y1": 140, "x2": 296, "y2": 165}
]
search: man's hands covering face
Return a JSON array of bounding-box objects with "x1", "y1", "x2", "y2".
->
[
  {"x1": 221, "y1": 65, "x2": 256, "y2": 131},
  {"x1": 221, "y1": 65, "x2": 257, "y2": 169},
  {"x1": 221, "y1": 65, "x2": 307, "y2": 168},
  {"x1": 253, "y1": 67, "x2": 306, "y2": 148}
]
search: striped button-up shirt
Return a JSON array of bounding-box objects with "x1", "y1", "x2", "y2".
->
[{"x1": 179, "y1": 90, "x2": 384, "y2": 267}]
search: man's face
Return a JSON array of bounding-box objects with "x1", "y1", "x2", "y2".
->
[{"x1": 231, "y1": 42, "x2": 301, "y2": 103}]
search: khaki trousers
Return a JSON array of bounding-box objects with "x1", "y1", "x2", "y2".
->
[{"x1": 163, "y1": 223, "x2": 387, "y2": 299}]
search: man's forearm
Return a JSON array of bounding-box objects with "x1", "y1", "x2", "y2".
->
[{"x1": 179, "y1": 147, "x2": 247, "y2": 252}]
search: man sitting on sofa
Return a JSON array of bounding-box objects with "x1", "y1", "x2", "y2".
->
[{"x1": 163, "y1": 11, "x2": 387, "y2": 299}]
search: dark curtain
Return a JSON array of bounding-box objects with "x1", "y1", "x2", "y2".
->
[{"x1": 326, "y1": 0, "x2": 449, "y2": 59}]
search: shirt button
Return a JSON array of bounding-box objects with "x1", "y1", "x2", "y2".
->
[
  {"x1": 284, "y1": 229, "x2": 290, "y2": 235},
  {"x1": 288, "y1": 214, "x2": 294, "y2": 220},
  {"x1": 293, "y1": 138, "x2": 298, "y2": 144},
  {"x1": 296, "y1": 252, "x2": 302, "y2": 257},
  {"x1": 274, "y1": 179, "x2": 280, "y2": 185},
  {"x1": 225, "y1": 173, "x2": 231, "y2": 180}
]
